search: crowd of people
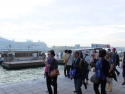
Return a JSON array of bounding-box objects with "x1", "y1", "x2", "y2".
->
[{"x1": 42, "y1": 48, "x2": 125, "y2": 94}]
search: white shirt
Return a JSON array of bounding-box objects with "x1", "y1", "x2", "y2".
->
[
  {"x1": 66, "y1": 54, "x2": 74, "y2": 66},
  {"x1": 85, "y1": 55, "x2": 91, "y2": 64}
]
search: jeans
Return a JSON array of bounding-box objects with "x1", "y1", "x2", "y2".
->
[
  {"x1": 47, "y1": 75, "x2": 57, "y2": 94},
  {"x1": 66, "y1": 65, "x2": 71, "y2": 78},
  {"x1": 94, "y1": 79, "x2": 106, "y2": 94},
  {"x1": 74, "y1": 78, "x2": 82, "y2": 94}
]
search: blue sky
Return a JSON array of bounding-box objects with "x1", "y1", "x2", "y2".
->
[{"x1": 0, "y1": 0, "x2": 125, "y2": 47}]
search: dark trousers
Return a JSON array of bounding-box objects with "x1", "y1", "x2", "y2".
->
[
  {"x1": 45, "y1": 72, "x2": 48, "y2": 84},
  {"x1": 114, "y1": 66, "x2": 120, "y2": 75},
  {"x1": 64, "y1": 64, "x2": 67, "y2": 76},
  {"x1": 94, "y1": 79, "x2": 106, "y2": 94},
  {"x1": 74, "y1": 78, "x2": 82, "y2": 94},
  {"x1": 47, "y1": 75, "x2": 57, "y2": 94},
  {"x1": 85, "y1": 70, "x2": 89, "y2": 80},
  {"x1": 67, "y1": 65, "x2": 71, "y2": 78}
]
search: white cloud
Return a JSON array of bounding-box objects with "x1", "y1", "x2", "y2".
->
[
  {"x1": 0, "y1": 0, "x2": 125, "y2": 47},
  {"x1": 0, "y1": 0, "x2": 55, "y2": 19}
]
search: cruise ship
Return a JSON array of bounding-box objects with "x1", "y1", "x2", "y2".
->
[{"x1": 0, "y1": 37, "x2": 48, "y2": 61}]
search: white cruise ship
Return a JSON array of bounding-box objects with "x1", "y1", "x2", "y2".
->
[{"x1": 0, "y1": 37, "x2": 48, "y2": 61}]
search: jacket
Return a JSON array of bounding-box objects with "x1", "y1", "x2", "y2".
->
[
  {"x1": 95, "y1": 59, "x2": 110, "y2": 78},
  {"x1": 48, "y1": 58, "x2": 58, "y2": 75},
  {"x1": 71, "y1": 58, "x2": 87, "y2": 81},
  {"x1": 111, "y1": 53, "x2": 120, "y2": 66}
]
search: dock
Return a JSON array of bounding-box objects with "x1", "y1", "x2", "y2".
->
[{"x1": 2, "y1": 59, "x2": 64, "y2": 69}]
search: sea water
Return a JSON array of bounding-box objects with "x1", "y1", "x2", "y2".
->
[{"x1": 0, "y1": 65, "x2": 64, "y2": 85}]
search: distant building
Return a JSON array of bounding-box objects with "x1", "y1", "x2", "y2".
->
[{"x1": 75, "y1": 44, "x2": 80, "y2": 49}]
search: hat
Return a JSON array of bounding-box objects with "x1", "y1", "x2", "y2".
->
[{"x1": 112, "y1": 48, "x2": 116, "y2": 51}]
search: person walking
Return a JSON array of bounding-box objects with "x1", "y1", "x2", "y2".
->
[
  {"x1": 71, "y1": 51, "x2": 87, "y2": 94},
  {"x1": 42, "y1": 54, "x2": 50, "y2": 93},
  {"x1": 121, "y1": 52, "x2": 125, "y2": 85},
  {"x1": 111, "y1": 48, "x2": 120, "y2": 76},
  {"x1": 43, "y1": 50, "x2": 58, "y2": 94},
  {"x1": 105, "y1": 51, "x2": 114, "y2": 92},
  {"x1": 64, "y1": 50, "x2": 68, "y2": 77},
  {"x1": 84, "y1": 51, "x2": 91, "y2": 85},
  {"x1": 66, "y1": 50, "x2": 73, "y2": 78},
  {"x1": 93, "y1": 49, "x2": 110, "y2": 94}
]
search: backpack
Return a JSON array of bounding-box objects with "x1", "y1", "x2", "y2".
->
[{"x1": 96, "y1": 59, "x2": 106, "y2": 80}]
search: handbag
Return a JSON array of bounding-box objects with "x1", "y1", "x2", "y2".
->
[
  {"x1": 90, "y1": 74, "x2": 99, "y2": 83},
  {"x1": 50, "y1": 69, "x2": 60, "y2": 78},
  {"x1": 108, "y1": 71, "x2": 114, "y2": 78}
]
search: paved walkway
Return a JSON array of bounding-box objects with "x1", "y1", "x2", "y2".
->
[{"x1": 0, "y1": 67, "x2": 125, "y2": 94}]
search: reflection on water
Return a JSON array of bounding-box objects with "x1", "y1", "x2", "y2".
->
[{"x1": 0, "y1": 65, "x2": 64, "y2": 85}]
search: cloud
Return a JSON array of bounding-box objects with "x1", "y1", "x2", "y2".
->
[
  {"x1": 0, "y1": 0, "x2": 125, "y2": 47},
  {"x1": 0, "y1": 0, "x2": 55, "y2": 19}
]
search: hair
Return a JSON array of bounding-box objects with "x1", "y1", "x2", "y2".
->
[
  {"x1": 49, "y1": 50, "x2": 55, "y2": 56},
  {"x1": 65, "y1": 50, "x2": 68, "y2": 53},
  {"x1": 74, "y1": 51, "x2": 79, "y2": 56},
  {"x1": 68, "y1": 50, "x2": 72, "y2": 54},
  {"x1": 106, "y1": 51, "x2": 111, "y2": 58},
  {"x1": 108, "y1": 49, "x2": 111, "y2": 52},
  {"x1": 93, "y1": 50, "x2": 96, "y2": 53},
  {"x1": 79, "y1": 51, "x2": 83, "y2": 58},
  {"x1": 99, "y1": 49, "x2": 106, "y2": 57}
]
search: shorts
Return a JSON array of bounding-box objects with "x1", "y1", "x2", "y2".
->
[{"x1": 123, "y1": 69, "x2": 125, "y2": 77}]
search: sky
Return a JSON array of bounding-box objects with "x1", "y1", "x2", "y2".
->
[{"x1": 0, "y1": 0, "x2": 125, "y2": 47}]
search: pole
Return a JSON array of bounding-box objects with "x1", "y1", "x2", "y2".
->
[{"x1": 28, "y1": 46, "x2": 29, "y2": 57}]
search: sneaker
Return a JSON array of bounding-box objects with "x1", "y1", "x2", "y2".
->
[{"x1": 122, "y1": 82, "x2": 125, "y2": 85}]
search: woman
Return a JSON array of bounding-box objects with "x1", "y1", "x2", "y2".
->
[
  {"x1": 79, "y1": 51, "x2": 87, "y2": 89},
  {"x1": 121, "y1": 52, "x2": 125, "y2": 85},
  {"x1": 66, "y1": 50, "x2": 73, "y2": 78},
  {"x1": 43, "y1": 55, "x2": 49, "y2": 92},
  {"x1": 93, "y1": 49, "x2": 110, "y2": 94},
  {"x1": 43, "y1": 50, "x2": 58, "y2": 94},
  {"x1": 105, "y1": 51, "x2": 114, "y2": 92}
]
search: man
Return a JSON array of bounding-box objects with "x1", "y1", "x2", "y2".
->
[
  {"x1": 66, "y1": 50, "x2": 74, "y2": 78},
  {"x1": 71, "y1": 51, "x2": 87, "y2": 94},
  {"x1": 111, "y1": 48, "x2": 120, "y2": 76},
  {"x1": 64, "y1": 50, "x2": 68, "y2": 77},
  {"x1": 84, "y1": 51, "x2": 91, "y2": 85}
]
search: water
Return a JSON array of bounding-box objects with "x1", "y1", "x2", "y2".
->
[{"x1": 0, "y1": 65, "x2": 64, "y2": 85}]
